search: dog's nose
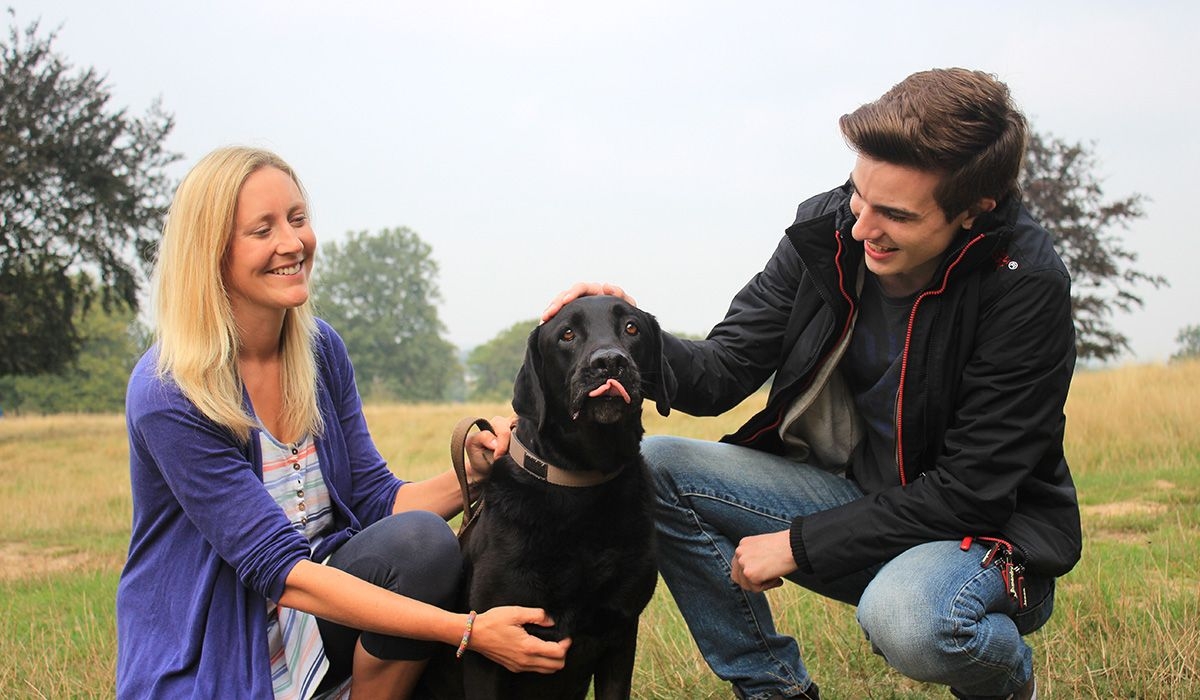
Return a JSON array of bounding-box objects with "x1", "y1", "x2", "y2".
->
[{"x1": 589, "y1": 349, "x2": 631, "y2": 375}]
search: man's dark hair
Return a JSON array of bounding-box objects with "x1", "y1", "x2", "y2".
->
[{"x1": 839, "y1": 68, "x2": 1028, "y2": 220}]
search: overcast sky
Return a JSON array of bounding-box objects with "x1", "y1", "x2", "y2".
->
[{"x1": 12, "y1": 1, "x2": 1197, "y2": 362}]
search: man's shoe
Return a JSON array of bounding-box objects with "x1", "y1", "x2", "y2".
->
[
  {"x1": 732, "y1": 681, "x2": 820, "y2": 700},
  {"x1": 950, "y1": 674, "x2": 1035, "y2": 700},
  {"x1": 1011, "y1": 675, "x2": 1036, "y2": 700}
]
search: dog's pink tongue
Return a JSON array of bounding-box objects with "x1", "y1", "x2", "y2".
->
[{"x1": 588, "y1": 378, "x2": 631, "y2": 403}]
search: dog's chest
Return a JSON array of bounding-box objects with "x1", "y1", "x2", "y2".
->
[{"x1": 464, "y1": 472, "x2": 656, "y2": 625}]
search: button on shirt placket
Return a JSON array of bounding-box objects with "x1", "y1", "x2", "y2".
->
[{"x1": 292, "y1": 445, "x2": 308, "y2": 527}]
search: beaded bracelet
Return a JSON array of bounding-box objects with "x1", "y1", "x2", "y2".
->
[{"x1": 455, "y1": 610, "x2": 478, "y2": 659}]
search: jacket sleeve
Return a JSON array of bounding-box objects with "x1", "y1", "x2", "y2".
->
[
  {"x1": 127, "y1": 374, "x2": 311, "y2": 602},
  {"x1": 317, "y1": 320, "x2": 403, "y2": 526},
  {"x1": 796, "y1": 262, "x2": 1076, "y2": 579},
  {"x1": 665, "y1": 235, "x2": 806, "y2": 416}
]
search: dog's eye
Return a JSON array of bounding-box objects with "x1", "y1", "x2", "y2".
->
[
  {"x1": 560, "y1": 328, "x2": 576, "y2": 342},
  {"x1": 624, "y1": 321, "x2": 639, "y2": 336}
]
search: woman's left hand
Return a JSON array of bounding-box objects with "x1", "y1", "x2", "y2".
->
[{"x1": 465, "y1": 414, "x2": 515, "y2": 482}]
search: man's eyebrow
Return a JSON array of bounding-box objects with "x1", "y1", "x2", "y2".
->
[{"x1": 848, "y1": 174, "x2": 920, "y2": 221}]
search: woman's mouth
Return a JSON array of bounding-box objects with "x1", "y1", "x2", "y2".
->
[{"x1": 271, "y1": 262, "x2": 303, "y2": 276}]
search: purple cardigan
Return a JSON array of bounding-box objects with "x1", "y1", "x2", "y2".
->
[{"x1": 116, "y1": 320, "x2": 404, "y2": 698}]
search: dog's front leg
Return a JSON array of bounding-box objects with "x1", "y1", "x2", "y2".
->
[
  {"x1": 591, "y1": 617, "x2": 640, "y2": 700},
  {"x1": 460, "y1": 650, "x2": 509, "y2": 700}
]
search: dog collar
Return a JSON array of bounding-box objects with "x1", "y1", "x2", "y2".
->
[{"x1": 508, "y1": 433, "x2": 624, "y2": 487}]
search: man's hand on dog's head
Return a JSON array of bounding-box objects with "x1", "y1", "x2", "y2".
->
[{"x1": 540, "y1": 281, "x2": 637, "y2": 323}]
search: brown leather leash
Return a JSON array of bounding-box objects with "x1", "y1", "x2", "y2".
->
[
  {"x1": 450, "y1": 416, "x2": 493, "y2": 538},
  {"x1": 450, "y1": 415, "x2": 627, "y2": 537}
]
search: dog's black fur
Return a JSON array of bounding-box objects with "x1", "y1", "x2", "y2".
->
[{"x1": 420, "y1": 295, "x2": 676, "y2": 700}]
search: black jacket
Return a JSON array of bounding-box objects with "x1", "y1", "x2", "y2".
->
[{"x1": 662, "y1": 182, "x2": 1082, "y2": 580}]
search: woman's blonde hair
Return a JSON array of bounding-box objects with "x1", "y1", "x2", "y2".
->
[{"x1": 151, "y1": 146, "x2": 323, "y2": 443}]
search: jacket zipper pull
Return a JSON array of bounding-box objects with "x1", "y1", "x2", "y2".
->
[{"x1": 980, "y1": 541, "x2": 1002, "y2": 568}]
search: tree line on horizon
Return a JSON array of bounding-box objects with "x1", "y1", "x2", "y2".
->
[{"x1": 0, "y1": 14, "x2": 1193, "y2": 415}]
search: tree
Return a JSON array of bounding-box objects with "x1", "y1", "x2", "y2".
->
[
  {"x1": 0, "y1": 13, "x2": 178, "y2": 377},
  {"x1": 467, "y1": 318, "x2": 537, "y2": 401},
  {"x1": 1171, "y1": 324, "x2": 1200, "y2": 363},
  {"x1": 0, "y1": 276, "x2": 147, "y2": 414},
  {"x1": 1021, "y1": 131, "x2": 1167, "y2": 362},
  {"x1": 313, "y1": 227, "x2": 461, "y2": 401}
]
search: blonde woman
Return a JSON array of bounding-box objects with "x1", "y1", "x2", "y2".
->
[{"x1": 117, "y1": 147, "x2": 568, "y2": 699}]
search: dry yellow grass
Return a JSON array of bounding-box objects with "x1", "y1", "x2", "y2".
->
[
  {"x1": 1067, "y1": 360, "x2": 1200, "y2": 478},
  {"x1": 1, "y1": 361, "x2": 1197, "y2": 697}
]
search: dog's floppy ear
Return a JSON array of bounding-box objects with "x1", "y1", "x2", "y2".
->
[
  {"x1": 641, "y1": 311, "x2": 677, "y2": 417},
  {"x1": 511, "y1": 325, "x2": 548, "y2": 431}
]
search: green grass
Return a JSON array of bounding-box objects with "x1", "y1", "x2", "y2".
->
[
  {"x1": 2, "y1": 570, "x2": 118, "y2": 698},
  {"x1": 2, "y1": 362, "x2": 1199, "y2": 697}
]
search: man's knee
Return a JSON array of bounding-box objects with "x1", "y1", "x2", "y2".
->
[
  {"x1": 642, "y1": 435, "x2": 689, "y2": 497},
  {"x1": 856, "y1": 571, "x2": 962, "y2": 681}
]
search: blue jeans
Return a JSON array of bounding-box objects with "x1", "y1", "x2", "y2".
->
[{"x1": 645, "y1": 436, "x2": 1056, "y2": 700}]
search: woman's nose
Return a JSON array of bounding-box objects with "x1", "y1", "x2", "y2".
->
[{"x1": 276, "y1": 228, "x2": 304, "y2": 255}]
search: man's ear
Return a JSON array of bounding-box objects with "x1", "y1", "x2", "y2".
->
[
  {"x1": 511, "y1": 326, "x2": 548, "y2": 432},
  {"x1": 962, "y1": 197, "x2": 997, "y2": 230}
]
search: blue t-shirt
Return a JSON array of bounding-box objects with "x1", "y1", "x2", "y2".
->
[{"x1": 844, "y1": 273, "x2": 917, "y2": 480}]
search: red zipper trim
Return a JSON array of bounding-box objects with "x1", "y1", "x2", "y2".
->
[
  {"x1": 894, "y1": 233, "x2": 985, "y2": 486},
  {"x1": 740, "y1": 229, "x2": 858, "y2": 445}
]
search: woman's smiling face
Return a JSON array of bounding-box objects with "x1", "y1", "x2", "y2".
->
[{"x1": 223, "y1": 166, "x2": 316, "y2": 325}]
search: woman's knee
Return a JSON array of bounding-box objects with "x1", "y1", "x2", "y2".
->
[
  {"x1": 389, "y1": 511, "x2": 461, "y2": 597},
  {"x1": 338, "y1": 511, "x2": 463, "y2": 606}
]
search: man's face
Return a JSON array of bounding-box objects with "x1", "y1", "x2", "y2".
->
[{"x1": 847, "y1": 155, "x2": 991, "y2": 297}]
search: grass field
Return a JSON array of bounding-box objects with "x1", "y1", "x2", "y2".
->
[{"x1": 1, "y1": 361, "x2": 1198, "y2": 698}]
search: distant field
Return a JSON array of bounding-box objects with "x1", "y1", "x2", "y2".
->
[{"x1": 1, "y1": 362, "x2": 1197, "y2": 698}]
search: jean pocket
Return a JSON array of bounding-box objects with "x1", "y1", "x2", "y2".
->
[{"x1": 1012, "y1": 576, "x2": 1056, "y2": 635}]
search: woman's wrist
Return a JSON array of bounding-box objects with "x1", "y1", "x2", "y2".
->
[{"x1": 455, "y1": 610, "x2": 478, "y2": 658}]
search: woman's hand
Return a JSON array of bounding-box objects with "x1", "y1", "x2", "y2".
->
[
  {"x1": 468, "y1": 606, "x2": 571, "y2": 673},
  {"x1": 464, "y1": 414, "x2": 515, "y2": 482},
  {"x1": 731, "y1": 530, "x2": 797, "y2": 593},
  {"x1": 540, "y1": 282, "x2": 637, "y2": 323}
]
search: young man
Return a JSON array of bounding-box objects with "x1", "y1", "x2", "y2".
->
[{"x1": 544, "y1": 68, "x2": 1080, "y2": 700}]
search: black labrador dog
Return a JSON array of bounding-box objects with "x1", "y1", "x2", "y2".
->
[{"x1": 421, "y1": 295, "x2": 676, "y2": 700}]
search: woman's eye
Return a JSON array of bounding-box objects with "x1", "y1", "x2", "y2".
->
[
  {"x1": 625, "y1": 321, "x2": 639, "y2": 336},
  {"x1": 560, "y1": 328, "x2": 575, "y2": 342}
]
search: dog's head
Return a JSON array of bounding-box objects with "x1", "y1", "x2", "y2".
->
[{"x1": 513, "y1": 296, "x2": 676, "y2": 432}]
